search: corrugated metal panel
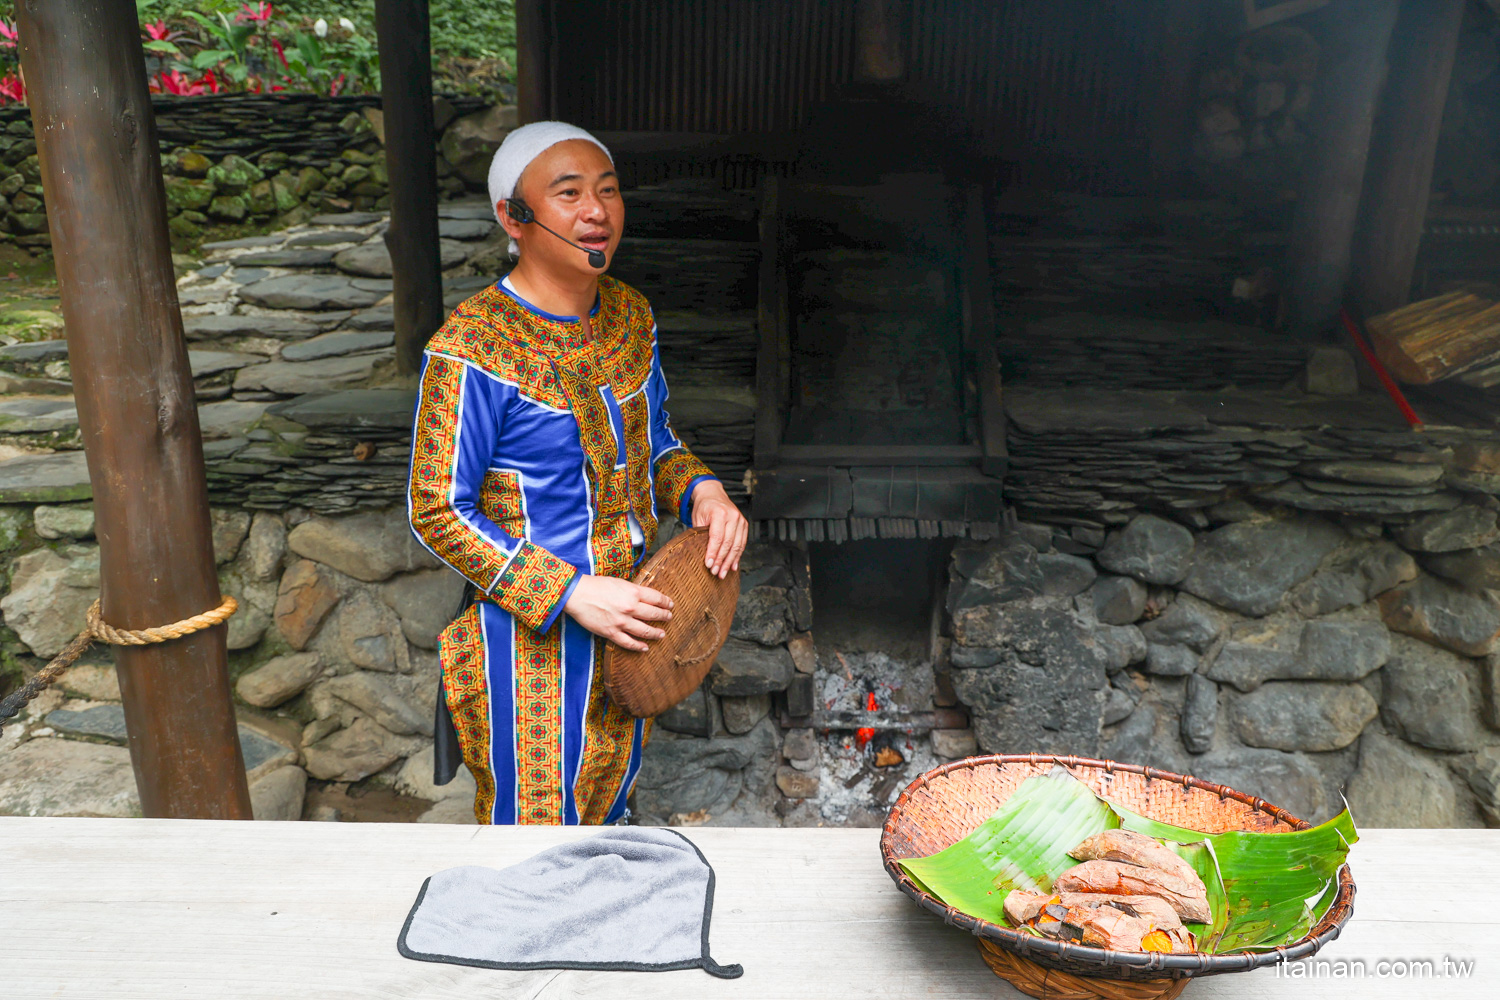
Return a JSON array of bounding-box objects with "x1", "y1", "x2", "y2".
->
[
  {"x1": 555, "y1": 0, "x2": 1166, "y2": 193},
  {"x1": 557, "y1": 0, "x2": 858, "y2": 134},
  {"x1": 906, "y1": 0, "x2": 1166, "y2": 192}
]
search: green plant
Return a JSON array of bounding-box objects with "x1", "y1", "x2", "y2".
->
[
  {"x1": 281, "y1": 23, "x2": 378, "y2": 95},
  {"x1": 0, "y1": 0, "x2": 516, "y2": 94}
]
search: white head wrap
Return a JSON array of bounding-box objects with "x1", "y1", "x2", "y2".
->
[{"x1": 487, "y1": 121, "x2": 613, "y2": 257}]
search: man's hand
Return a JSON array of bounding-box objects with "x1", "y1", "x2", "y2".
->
[
  {"x1": 564, "y1": 575, "x2": 674, "y2": 652},
  {"x1": 691, "y1": 479, "x2": 748, "y2": 579}
]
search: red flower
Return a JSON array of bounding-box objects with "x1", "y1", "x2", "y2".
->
[
  {"x1": 329, "y1": 72, "x2": 346, "y2": 97},
  {"x1": 150, "y1": 69, "x2": 222, "y2": 97},
  {"x1": 0, "y1": 20, "x2": 18, "y2": 49},
  {"x1": 269, "y1": 37, "x2": 288, "y2": 69},
  {"x1": 0, "y1": 71, "x2": 24, "y2": 105},
  {"x1": 145, "y1": 20, "x2": 172, "y2": 41},
  {"x1": 235, "y1": 2, "x2": 274, "y2": 24}
]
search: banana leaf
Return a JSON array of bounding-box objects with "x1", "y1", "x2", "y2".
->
[
  {"x1": 895, "y1": 768, "x2": 1355, "y2": 955},
  {"x1": 1106, "y1": 796, "x2": 1358, "y2": 952},
  {"x1": 895, "y1": 766, "x2": 1120, "y2": 926},
  {"x1": 1166, "y1": 840, "x2": 1227, "y2": 950}
]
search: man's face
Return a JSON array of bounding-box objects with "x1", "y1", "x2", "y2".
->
[{"x1": 500, "y1": 139, "x2": 623, "y2": 279}]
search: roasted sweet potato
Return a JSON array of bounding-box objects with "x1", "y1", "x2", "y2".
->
[
  {"x1": 1002, "y1": 890, "x2": 1056, "y2": 926},
  {"x1": 1055, "y1": 892, "x2": 1184, "y2": 931},
  {"x1": 1059, "y1": 903, "x2": 1150, "y2": 951},
  {"x1": 1069, "y1": 829, "x2": 1204, "y2": 891},
  {"x1": 1053, "y1": 860, "x2": 1211, "y2": 923}
]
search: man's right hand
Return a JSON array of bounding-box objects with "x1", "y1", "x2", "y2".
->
[{"x1": 563, "y1": 574, "x2": 673, "y2": 652}]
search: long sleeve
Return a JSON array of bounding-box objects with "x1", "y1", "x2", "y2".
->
[
  {"x1": 408, "y1": 353, "x2": 579, "y2": 633},
  {"x1": 645, "y1": 327, "x2": 717, "y2": 524}
]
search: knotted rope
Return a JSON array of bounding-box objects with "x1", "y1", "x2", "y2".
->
[{"x1": 0, "y1": 596, "x2": 237, "y2": 738}]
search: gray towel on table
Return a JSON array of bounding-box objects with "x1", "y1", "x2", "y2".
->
[{"x1": 397, "y1": 827, "x2": 742, "y2": 978}]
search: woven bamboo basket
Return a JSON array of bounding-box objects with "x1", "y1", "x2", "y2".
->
[{"x1": 880, "y1": 754, "x2": 1356, "y2": 1000}]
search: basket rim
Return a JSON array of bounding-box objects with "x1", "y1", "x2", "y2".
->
[{"x1": 879, "y1": 753, "x2": 1356, "y2": 979}]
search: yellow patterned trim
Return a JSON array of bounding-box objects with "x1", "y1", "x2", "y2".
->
[
  {"x1": 439, "y1": 606, "x2": 497, "y2": 824},
  {"x1": 410, "y1": 355, "x2": 507, "y2": 589},
  {"x1": 427, "y1": 277, "x2": 656, "y2": 408},
  {"x1": 574, "y1": 648, "x2": 644, "y2": 825},
  {"x1": 590, "y1": 513, "x2": 636, "y2": 581},
  {"x1": 549, "y1": 356, "x2": 630, "y2": 513},
  {"x1": 480, "y1": 468, "x2": 527, "y2": 539},
  {"x1": 622, "y1": 391, "x2": 659, "y2": 546},
  {"x1": 513, "y1": 623, "x2": 564, "y2": 825},
  {"x1": 655, "y1": 448, "x2": 717, "y2": 522},
  {"x1": 495, "y1": 541, "x2": 578, "y2": 632}
]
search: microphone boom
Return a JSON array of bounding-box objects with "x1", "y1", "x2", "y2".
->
[{"x1": 506, "y1": 198, "x2": 607, "y2": 269}]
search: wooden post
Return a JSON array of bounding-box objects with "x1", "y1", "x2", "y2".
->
[
  {"x1": 17, "y1": 0, "x2": 251, "y2": 819},
  {"x1": 1351, "y1": 0, "x2": 1466, "y2": 315},
  {"x1": 961, "y1": 186, "x2": 1006, "y2": 478},
  {"x1": 1148, "y1": 0, "x2": 1207, "y2": 184},
  {"x1": 375, "y1": 0, "x2": 445, "y2": 376},
  {"x1": 516, "y1": 0, "x2": 553, "y2": 124},
  {"x1": 1282, "y1": 0, "x2": 1401, "y2": 338},
  {"x1": 855, "y1": 0, "x2": 907, "y2": 82},
  {"x1": 754, "y1": 177, "x2": 786, "y2": 473}
]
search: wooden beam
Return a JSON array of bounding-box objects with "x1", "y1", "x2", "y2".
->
[
  {"x1": 1148, "y1": 0, "x2": 1207, "y2": 184},
  {"x1": 374, "y1": 0, "x2": 445, "y2": 376},
  {"x1": 17, "y1": 0, "x2": 250, "y2": 818},
  {"x1": 515, "y1": 0, "x2": 553, "y2": 124},
  {"x1": 1351, "y1": 0, "x2": 1466, "y2": 316},
  {"x1": 855, "y1": 0, "x2": 907, "y2": 82},
  {"x1": 778, "y1": 445, "x2": 982, "y2": 465},
  {"x1": 1282, "y1": 0, "x2": 1401, "y2": 338},
  {"x1": 959, "y1": 185, "x2": 1007, "y2": 478},
  {"x1": 1243, "y1": 0, "x2": 1331, "y2": 31},
  {"x1": 754, "y1": 177, "x2": 786, "y2": 473}
]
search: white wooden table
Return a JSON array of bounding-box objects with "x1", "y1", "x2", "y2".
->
[{"x1": 0, "y1": 819, "x2": 1494, "y2": 999}]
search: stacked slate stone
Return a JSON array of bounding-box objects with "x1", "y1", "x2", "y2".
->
[
  {"x1": 150, "y1": 93, "x2": 482, "y2": 160},
  {"x1": 1003, "y1": 386, "x2": 1484, "y2": 529},
  {"x1": 605, "y1": 184, "x2": 761, "y2": 501},
  {"x1": 986, "y1": 191, "x2": 1257, "y2": 314},
  {"x1": 943, "y1": 503, "x2": 1500, "y2": 829},
  {"x1": 0, "y1": 94, "x2": 499, "y2": 250},
  {"x1": 997, "y1": 314, "x2": 1308, "y2": 391},
  {"x1": 207, "y1": 390, "x2": 416, "y2": 515},
  {"x1": 0, "y1": 92, "x2": 487, "y2": 170}
]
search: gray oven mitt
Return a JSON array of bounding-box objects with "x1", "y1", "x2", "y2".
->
[{"x1": 398, "y1": 826, "x2": 743, "y2": 978}]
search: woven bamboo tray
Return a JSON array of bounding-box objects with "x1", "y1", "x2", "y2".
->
[{"x1": 880, "y1": 754, "x2": 1356, "y2": 999}]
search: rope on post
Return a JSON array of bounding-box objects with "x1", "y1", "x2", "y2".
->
[
  {"x1": 0, "y1": 596, "x2": 237, "y2": 738},
  {"x1": 85, "y1": 597, "x2": 238, "y2": 646}
]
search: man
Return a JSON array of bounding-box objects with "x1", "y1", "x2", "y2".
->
[{"x1": 407, "y1": 122, "x2": 748, "y2": 825}]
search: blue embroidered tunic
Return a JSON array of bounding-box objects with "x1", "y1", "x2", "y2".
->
[{"x1": 407, "y1": 274, "x2": 715, "y2": 824}]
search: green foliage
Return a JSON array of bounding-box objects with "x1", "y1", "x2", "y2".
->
[{"x1": 0, "y1": 1, "x2": 516, "y2": 93}]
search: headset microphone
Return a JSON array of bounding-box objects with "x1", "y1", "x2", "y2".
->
[{"x1": 506, "y1": 199, "x2": 607, "y2": 269}]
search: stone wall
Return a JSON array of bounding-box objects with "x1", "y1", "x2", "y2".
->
[
  {"x1": 0, "y1": 502, "x2": 477, "y2": 822},
  {"x1": 0, "y1": 498, "x2": 822, "y2": 825},
  {"x1": 0, "y1": 93, "x2": 510, "y2": 251},
  {"x1": 943, "y1": 500, "x2": 1500, "y2": 828}
]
